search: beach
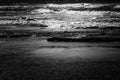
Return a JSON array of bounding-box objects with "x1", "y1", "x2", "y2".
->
[{"x1": 0, "y1": 3, "x2": 120, "y2": 80}]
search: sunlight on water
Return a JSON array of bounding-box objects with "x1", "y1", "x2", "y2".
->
[
  {"x1": 25, "y1": 40, "x2": 120, "y2": 62},
  {"x1": 3, "y1": 40, "x2": 115, "y2": 62},
  {"x1": 0, "y1": 3, "x2": 120, "y2": 31},
  {"x1": 0, "y1": 39, "x2": 119, "y2": 62}
]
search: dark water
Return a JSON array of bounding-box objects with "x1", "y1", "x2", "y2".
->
[{"x1": 0, "y1": 39, "x2": 120, "y2": 80}]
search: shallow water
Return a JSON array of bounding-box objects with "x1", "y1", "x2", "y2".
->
[
  {"x1": 1, "y1": 39, "x2": 120, "y2": 61},
  {"x1": 0, "y1": 39, "x2": 120, "y2": 80}
]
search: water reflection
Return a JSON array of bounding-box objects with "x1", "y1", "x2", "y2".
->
[
  {"x1": 1, "y1": 39, "x2": 120, "y2": 62},
  {"x1": 0, "y1": 39, "x2": 120, "y2": 80}
]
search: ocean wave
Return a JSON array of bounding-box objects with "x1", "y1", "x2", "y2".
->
[
  {"x1": 0, "y1": 3, "x2": 120, "y2": 31},
  {"x1": 46, "y1": 3, "x2": 120, "y2": 11},
  {"x1": 31, "y1": 8, "x2": 54, "y2": 14}
]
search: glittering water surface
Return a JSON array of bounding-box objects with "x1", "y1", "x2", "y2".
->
[{"x1": 0, "y1": 3, "x2": 120, "y2": 30}]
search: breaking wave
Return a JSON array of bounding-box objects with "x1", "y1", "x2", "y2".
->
[{"x1": 0, "y1": 3, "x2": 120, "y2": 31}]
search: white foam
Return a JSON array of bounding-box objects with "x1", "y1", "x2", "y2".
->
[{"x1": 32, "y1": 8, "x2": 53, "y2": 14}]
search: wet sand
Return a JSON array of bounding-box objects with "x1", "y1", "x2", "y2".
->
[{"x1": 0, "y1": 39, "x2": 120, "y2": 80}]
